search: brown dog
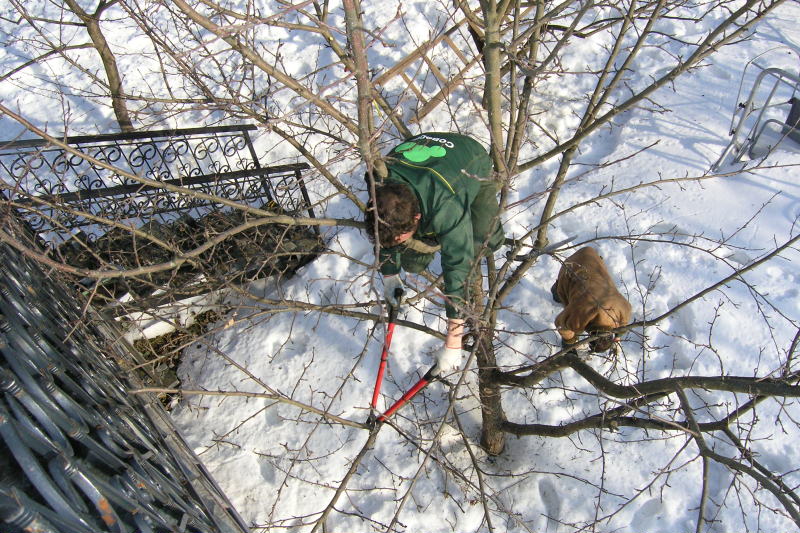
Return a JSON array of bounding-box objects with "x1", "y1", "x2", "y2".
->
[{"x1": 551, "y1": 247, "x2": 632, "y2": 352}]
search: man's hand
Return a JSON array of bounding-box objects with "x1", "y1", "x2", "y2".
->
[
  {"x1": 432, "y1": 317, "x2": 466, "y2": 376},
  {"x1": 383, "y1": 275, "x2": 404, "y2": 307},
  {"x1": 433, "y1": 346, "x2": 463, "y2": 376}
]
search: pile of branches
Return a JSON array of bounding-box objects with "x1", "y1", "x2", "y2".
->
[{"x1": 56, "y1": 208, "x2": 324, "y2": 304}]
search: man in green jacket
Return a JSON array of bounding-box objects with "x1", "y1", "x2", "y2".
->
[{"x1": 365, "y1": 132, "x2": 505, "y2": 375}]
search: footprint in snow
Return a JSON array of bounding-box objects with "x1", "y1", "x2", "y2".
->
[
  {"x1": 631, "y1": 497, "x2": 666, "y2": 530},
  {"x1": 538, "y1": 478, "x2": 562, "y2": 533},
  {"x1": 650, "y1": 223, "x2": 690, "y2": 242}
]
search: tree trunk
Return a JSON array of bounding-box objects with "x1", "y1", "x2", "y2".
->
[
  {"x1": 475, "y1": 1, "x2": 509, "y2": 452},
  {"x1": 481, "y1": 6, "x2": 506, "y2": 173},
  {"x1": 64, "y1": 0, "x2": 134, "y2": 132},
  {"x1": 343, "y1": 0, "x2": 388, "y2": 180},
  {"x1": 476, "y1": 324, "x2": 506, "y2": 455},
  {"x1": 470, "y1": 270, "x2": 506, "y2": 455},
  {"x1": 86, "y1": 16, "x2": 134, "y2": 132}
]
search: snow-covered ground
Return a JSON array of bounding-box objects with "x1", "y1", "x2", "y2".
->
[{"x1": 2, "y1": 1, "x2": 800, "y2": 532}]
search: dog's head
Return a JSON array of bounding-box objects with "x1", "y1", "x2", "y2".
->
[{"x1": 588, "y1": 331, "x2": 617, "y2": 353}]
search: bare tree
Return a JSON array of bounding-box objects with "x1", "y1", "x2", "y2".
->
[
  {"x1": 1, "y1": 0, "x2": 799, "y2": 531},
  {"x1": 4, "y1": 0, "x2": 135, "y2": 131},
  {"x1": 62, "y1": 0, "x2": 134, "y2": 131}
]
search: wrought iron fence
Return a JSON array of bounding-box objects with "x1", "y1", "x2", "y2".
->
[
  {"x1": 0, "y1": 219, "x2": 250, "y2": 533},
  {"x1": 0, "y1": 125, "x2": 316, "y2": 247}
]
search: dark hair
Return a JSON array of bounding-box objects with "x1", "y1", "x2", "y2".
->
[{"x1": 364, "y1": 182, "x2": 420, "y2": 248}]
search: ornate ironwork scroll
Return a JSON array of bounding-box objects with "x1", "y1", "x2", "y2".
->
[
  {"x1": 0, "y1": 223, "x2": 250, "y2": 533},
  {"x1": 0, "y1": 125, "x2": 315, "y2": 246}
]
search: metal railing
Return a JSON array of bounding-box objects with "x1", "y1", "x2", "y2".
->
[
  {"x1": 0, "y1": 125, "x2": 316, "y2": 247},
  {"x1": 0, "y1": 220, "x2": 250, "y2": 533}
]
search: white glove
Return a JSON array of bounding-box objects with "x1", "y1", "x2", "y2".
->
[
  {"x1": 433, "y1": 346, "x2": 463, "y2": 376},
  {"x1": 383, "y1": 275, "x2": 405, "y2": 307}
]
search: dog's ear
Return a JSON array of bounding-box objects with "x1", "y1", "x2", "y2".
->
[
  {"x1": 554, "y1": 310, "x2": 576, "y2": 342},
  {"x1": 550, "y1": 281, "x2": 563, "y2": 304},
  {"x1": 556, "y1": 302, "x2": 598, "y2": 341}
]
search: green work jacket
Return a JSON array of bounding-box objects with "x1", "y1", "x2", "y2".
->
[{"x1": 379, "y1": 132, "x2": 494, "y2": 318}]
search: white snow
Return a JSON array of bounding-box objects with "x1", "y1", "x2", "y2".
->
[{"x1": 2, "y1": 1, "x2": 800, "y2": 532}]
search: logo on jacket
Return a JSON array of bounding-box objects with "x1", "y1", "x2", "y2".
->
[{"x1": 395, "y1": 141, "x2": 447, "y2": 163}]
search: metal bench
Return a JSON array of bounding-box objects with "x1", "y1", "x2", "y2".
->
[
  {"x1": 0, "y1": 125, "x2": 322, "y2": 305},
  {"x1": 712, "y1": 66, "x2": 800, "y2": 170},
  {"x1": 0, "y1": 124, "x2": 316, "y2": 245}
]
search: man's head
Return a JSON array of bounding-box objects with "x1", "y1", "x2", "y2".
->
[{"x1": 365, "y1": 182, "x2": 421, "y2": 248}]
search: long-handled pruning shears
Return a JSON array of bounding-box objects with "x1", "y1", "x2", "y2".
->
[
  {"x1": 369, "y1": 288, "x2": 403, "y2": 413},
  {"x1": 371, "y1": 366, "x2": 440, "y2": 426},
  {"x1": 366, "y1": 288, "x2": 441, "y2": 428}
]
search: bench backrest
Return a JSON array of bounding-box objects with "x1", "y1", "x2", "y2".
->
[
  {"x1": 712, "y1": 66, "x2": 800, "y2": 169},
  {"x1": 0, "y1": 125, "x2": 315, "y2": 245}
]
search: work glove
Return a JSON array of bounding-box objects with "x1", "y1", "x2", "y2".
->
[
  {"x1": 432, "y1": 346, "x2": 463, "y2": 376},
  {"x1": 383, "y1": 275, "x2": 405, "y2": 308}
]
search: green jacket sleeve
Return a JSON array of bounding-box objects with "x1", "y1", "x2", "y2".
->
[{"x1": 429, "y1": 196, "x2": 475, "y2": 318}]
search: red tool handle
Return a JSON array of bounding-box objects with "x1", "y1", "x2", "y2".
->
[
  {"x1": 369, "y1": 288, "x2": 404, "y2": 410},
  {"x1": 370, "y1": 321, "x2": 395, "y2": 409},
  {"x1": 376, "y1": 366, "x2": 438, "y2": 423}
]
